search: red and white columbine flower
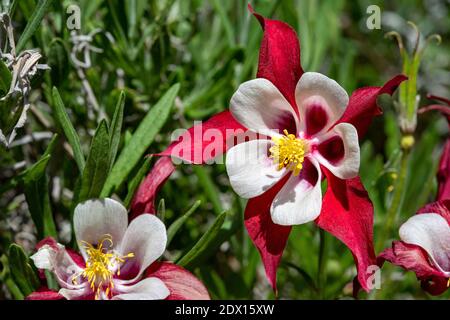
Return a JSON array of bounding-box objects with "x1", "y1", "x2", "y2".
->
[
  {"x1": 131, "y1": 6, "x2": 406, "y2": 293},
  {"x1": 379, "y1": 201, "x2": 450, "y2": 295},
  {"x1": 28, "y1": 198, "x2": 209, "y2": 300},
  {"x1": 225, "y1": 73, "x2": 359, "y2": 225}
]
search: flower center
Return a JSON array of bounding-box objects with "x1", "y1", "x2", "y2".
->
[
  {"x1": 270, "y1": 129, "x2": 308, "y2": 176},
  {"x1": 79, "y1": 234, "x2": 134, "y2": 299}
]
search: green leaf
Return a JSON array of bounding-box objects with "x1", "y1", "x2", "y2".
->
[
  {"x1": 8, "y1": 244, "x2": 40, "y2": 297},
  {"x1": 102, "y1": 83, "x2": 179, "y2": 195},
  {"x1": 108, "y1": 91, "x2": 125, "y2": 172},
  {"x1": 123, "y1": 156, "x2": 152, "y2": 208},
  {"x1": 0, "y1": 59, "x2": 12, "y2": 94},
  {"x1": 177, "y1": 211, "x2": 227, "y2": 268},
  {"x1": 211, "y1": 0, "x2": 235, "y2": 47},
  {"x1": 0, "y1": 255, "x2": 24, "y2": 300},
  {"x1": 156, "y1": 198, "x2": 165, "y2": 221},
  {"x1": 47, "y1": 39, "x2": 69, "y2": 86},
  {"x1": 16, "y1": 0, "x2": 54, "y2": 52},
  {"x1": 42, "y1": 133, "x2": 59, "y2": 158},
  {"x1": 167, "y1": 200, "x2": 201, "y2": 246},
  {"x1": 51, "y1": 87, "x2": 85, "y2": 173},
  {"x1": 78, "y1": 120, "x2": 110, "y2": 202},
  {"x1": 193, "y1": 166, "x2": 223, "y2": 215},
  {"x1": 22, "y1": 154, "x2": 57, "y2": 239}
]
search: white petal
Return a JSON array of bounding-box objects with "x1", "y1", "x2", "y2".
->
[
  {"x1": 74, "y1": 198, "x2": 128, "y2": 259},
  {"x1": 230, "y1": 78, "x2": 299, "y2": 137},
  {"x1": 30, "y1": 246, "x2": 54, "y2": 270},
  {"x1": 117, "y1": 214, "x2": 167, "y2": 281},
  {"x1": 112, "y1": 277, "x2": 170, "y2": 300},
  {"x1": 31, "y1": 244, "x2": 85, "y2": 290},
  {"x1": 314, "y1": 123, "x2": 360, "y2": 179},
  {"x1": 58, "y1": 284, "x2": 91, "y2": 300},
  {"x1": 226, "y1": 139, "x2": 286, "y2": 199},
  {"x1": 295, "y1": 72, "x2": 349, "y2": 136},
  {"x1": 270, "y1": 158, "x2": 322, "y2": 226},
  {"x1": 399, "y1": 213, "x2": 450, "y2": 274}
]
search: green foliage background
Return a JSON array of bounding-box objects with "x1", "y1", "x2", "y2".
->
[{"x1": 0, "y1": 0, "x2": 449, "y2": 300}]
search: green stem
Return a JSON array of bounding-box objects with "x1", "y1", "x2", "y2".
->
[
  {"x1": 317, "y1": 229, "x2": 327, "y2": 299},
  {"x1": 376, "y1": 148, "x2": 410, "y2": 253},
  {"x1": 5, "y1": 278, "x2": 24, "y2": 300}
]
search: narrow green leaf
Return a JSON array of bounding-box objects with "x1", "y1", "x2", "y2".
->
[
  {"x1": 102, "y1": 83, "x2": 179, "y2": 195},
  {"x1": 42, "y1": 133, "x2": 59, "y2": 158},
  {"x1": 8, "y1": 244, "x2": 40, "y2": 297},
  {"x1": 193, "y1": 166, "x2": 223, "y2": 215},
  {"x1": 177, "y1": 211, "x2": 227, "y2": 268},
  {"x1": 7, "y1": 0, "x2": 19, "y2": 15},
  {"x1": 125, "y1": 0, "x2": 137, "y2": 39},
  {"x1": 78, "y1": 120, "x2": 110, "y2": 202},
  {"x1": 123, "y1": 156, "x2": 152, "y2": 208},
  {"x1": 156, "y1": 198, "x2": 165, "y2": 221},
  {"x1": 47, "y1": 39, "x2": 69, "y2": 86},
  {"x1": 16, "y1": 0, "x2": 54, "y2": 52},
  {"x1": 0, "y1": 255, "x2": 24, "y2": 300},
  {"x1": 108, "y1": 91, "x2": 125, "y2": 172},
  {"x1": 167, "y1": 200, "x2": 201, "y2": 246},
  {"x1": 211, "y1": 0, "x2": 235, "y2": 47},
  {"x1": 51, "y1": 87, "x2": 85, "y2": 173},
  {"x1": 22, "y1": 154, "x2": 57, "y2": 238},
  {"x1": 0, "y1": 59, "x2": 12, "y2": 94}
]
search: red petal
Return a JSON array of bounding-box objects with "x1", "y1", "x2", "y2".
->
[
  {"x1": 36, "y1": 237, "x2": 58, "y2": 250},
  {"x1": 131, "y1": 111, "x2": 244, "y2": 217},
  {"x1": 418, "y1": 104, "x2": 450, "y2": 123},
  {"x1": 421, "y1": 275, "x2": 449, "y2": 296},
  {"x1": 249, "y1": 4, "x2": 303, "y2": 112},
  {"x1": 437, "y1": 140, "x2": 450, "y2": 201},
  {"x1": 378, "y1": 241, "x2": 447, "y2": 295},
  {"x1": 378, "y1": 241, "x2": 444, "y2": 279},
  {"x1": 315, "y1": 169, "x2": 376, "y2": 292},
  {"x1": 130, "y1": 157, "x2": 175, "y2": 218},
  {"x1": 146, "y1": 262, "x2": 210, "y2": 300},
  {"x1": 418, "y1": 98, "x2": 450, "y2": 201},
  {"x1": 417, "y1": 200, "x2": 450, "y2": 224},
  {"x1": 244, "y1": 175, "x2": 291, "y2": 293},
  {"x1": 427, "y1": 94, "x2": 450, "y2": 106},
  {"x1": 26, "y1": 287, "x2": 64, "y2": 300},
  {"x1": 337, "y1": 75, "x2": 407, "y2": 137},
  {"x1": 158, "y1": 110, "x2": 245, "y2": 164}
]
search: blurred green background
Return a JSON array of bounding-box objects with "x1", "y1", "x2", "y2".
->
[{"x1": 0, "y1": 0, "x2": 449, "y2": 300}]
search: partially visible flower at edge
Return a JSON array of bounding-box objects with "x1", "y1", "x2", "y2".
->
[
  {"x1": 27, "y1": 198, "x2": 210, "y2": 300},
  {"x1": 131, "y1": 5, "x2": 407, "y2": 294},
  {"x1": 378, "y1": 96, "x2": 450, "y2": 295},
  {"x1": 378, "y1": 201, "x2": 450, "y2": 295}
]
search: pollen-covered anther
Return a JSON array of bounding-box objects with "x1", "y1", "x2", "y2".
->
[
  {"x1": 270, "y1": 129, "x2": 308, "y2": 176},
  {"x1": 80, "y1": 234, "x2": 134, "y2": 300}
]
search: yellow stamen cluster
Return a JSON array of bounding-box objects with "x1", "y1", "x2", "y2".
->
[
  {"x1": 270, "y1": 129, "x2": 308, "y2": 176},
  {"x1": 79, "y1": 234, "x2": 134, "y2": 300}
]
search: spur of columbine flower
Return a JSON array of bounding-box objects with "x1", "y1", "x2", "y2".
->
[
  {"x1": 27, "y1": 198, "x2": 209, "y2": 300},
  {"x1": 131, "y1": 5, "x2": 406, "y2": 292},
  {"x1": 419, "y1": 95, "x2": 450, "y2": 200}
]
